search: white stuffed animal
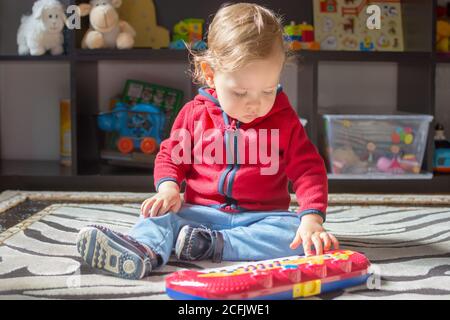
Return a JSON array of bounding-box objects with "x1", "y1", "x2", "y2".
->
[{"x1": 17, "y1": 0, "x2": 66, "y2": 56}]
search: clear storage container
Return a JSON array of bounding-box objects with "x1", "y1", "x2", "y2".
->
[{"x1": 323, "y1": 114, "x2": 433, "y2": 179}]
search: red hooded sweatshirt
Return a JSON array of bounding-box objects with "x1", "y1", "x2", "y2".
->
[{"x1": 154, "y1": 87, "x2": 328, "y2": 222}]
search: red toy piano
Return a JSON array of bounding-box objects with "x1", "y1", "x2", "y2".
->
[{"x1": 165, "y1": 250, "x2": 371, "y2": 300}]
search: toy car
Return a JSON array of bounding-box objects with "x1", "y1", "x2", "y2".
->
[
  {"x1": 97, "y1": 102, "x2": 166, "y2": 154},
  {"x1": 165, "y1": 250, "x2": 372, "y2": 300}
]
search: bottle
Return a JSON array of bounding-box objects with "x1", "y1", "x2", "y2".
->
[
  {"x1": 60, "y1": 99, "x2": 72, "y2": 167},
  {"x1": 433, "y1": 123, "x2": 450, "y2": 173}
]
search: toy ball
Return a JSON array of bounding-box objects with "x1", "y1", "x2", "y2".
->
[
  {"x1": 391, "y1": 132, "x2": 401, "y2": 144},
  {"x1": 404, "y1": 133, "x2": 414, "y2": 145},
  {"x1": 377, "y1": 157, "x2": 392, "y2": 171}
]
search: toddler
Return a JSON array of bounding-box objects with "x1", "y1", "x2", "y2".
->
[{"x1": 77, "y1": 3, "x2": 339, "y2": 280}]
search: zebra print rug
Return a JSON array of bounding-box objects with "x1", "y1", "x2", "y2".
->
[{"x1": 0, "y1": 199, "x2": 449, "y2": 300}]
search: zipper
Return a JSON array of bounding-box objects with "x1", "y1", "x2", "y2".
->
[{"x1": 221, "y1": 118, "x2": 240, "y2": 209}]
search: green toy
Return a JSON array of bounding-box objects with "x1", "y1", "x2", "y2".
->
[
  {"x1": 170, "y1": 18, "x2": 207, "y2": 50},
  {"x1": 122, "y1": 80, "x2": 184, "y2": 138}
]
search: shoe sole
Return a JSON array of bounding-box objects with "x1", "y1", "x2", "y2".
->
[
  {"x1": 76, "y1": 227, "x2": 146, "y2": 280},
  {"x1": 175, "y1": 225, "x2": 190, "y2": 260}
]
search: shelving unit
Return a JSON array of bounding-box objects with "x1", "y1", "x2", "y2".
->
[{"x1": 0, "y1": 0, "x2": 449, "y2": 193}]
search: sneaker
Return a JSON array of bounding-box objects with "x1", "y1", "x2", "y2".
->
[
  {"x1": 76, "y1": 225, "x2": 159, "y2": 280},
  {"x1": 175, "y1": 225, "x2": 224, "y2": 262}
]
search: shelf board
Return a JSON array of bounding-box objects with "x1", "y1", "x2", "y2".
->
[
  {"x1": 328, "y1": 174, "x2": 450, "y2": 194},
  {"x1": 328, "y1": 173, "x2": 433, "y2": 180},
  {"x1": 0, "y1": 160, "x2": 73, "y2": 177},
  {"x1": 299, "y1": 50, "x2": 432, "y2": 63},
  {"x1": 0, "y1": 55, "x2": 71, "y2": 62},
  {"x1": 1, "y1": 169, "x2": 448, "y2": 193},
  {"x1": 0, "y1": 50, "x2": 433, "y2": 63},
  {"x1": 436, "y1": 53, "x2": 450, "y2": 63},
  {"x1": 74, "y1": 49, "x2": 190, "y2": 62}
]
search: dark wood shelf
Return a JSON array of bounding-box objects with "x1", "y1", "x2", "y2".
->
[
  {"x1": 0, "y1": 50, "x2": 436, "y2": 64},
  {"x1": 435, "y1": 53, "x2": 450, "y2": 63},
  {"x1": 73, "y1": 49, "x2": 189, "y2": 62},
  {"x1": 0, "y1": 160, "x2": 73, "y2": 177},
  {"x1": 328, "y1": 174, "x2": 450, "y2": 194},
  {"x1": 1, "y1": 172, "x2": 448, "y2": 194},
  {"x1": 0, "y1": 175, "x2": 154, "y2": 192},
  {"x1": 300, "y1": 51, "x2": 432, "y2": 63},
  {"x1": 0, "y1": 55, "x2": 71, "y2": 62}
]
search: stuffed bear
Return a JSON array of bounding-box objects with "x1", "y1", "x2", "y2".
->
[
  {"x1": 79, "y1": 0, "x2": 136, "y2": 49},
  {"x1": 17, "y1": 0, "x2": 67, "y2": 56}
]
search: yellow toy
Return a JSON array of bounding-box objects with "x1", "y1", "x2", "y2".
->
[
  {"x1": 284, "y1": 21, "x2": 320, "y2": 51},
  {"x1": 436, "y1": 20, "x2": 450, "y2": 53},
  {"x1": 118, "y1": 0, "x2": 170, "y2": 49}
]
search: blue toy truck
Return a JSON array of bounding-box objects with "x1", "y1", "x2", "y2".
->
[{"x1": 97, "y1": 102, "x2": 166, "y2": 154}]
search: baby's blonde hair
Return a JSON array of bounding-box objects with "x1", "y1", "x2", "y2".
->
[{"x1": 190, "y1": 3, "x2": 289, "y2": 85}]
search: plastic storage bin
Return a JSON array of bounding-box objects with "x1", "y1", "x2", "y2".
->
[{"x1": 323, "y1": 114, "x2": 433, "y2": 178}]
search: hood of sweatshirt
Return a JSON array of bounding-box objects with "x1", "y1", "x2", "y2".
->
[{"x1": 194, "y1": 86, "x2": 292, "y2": 130}]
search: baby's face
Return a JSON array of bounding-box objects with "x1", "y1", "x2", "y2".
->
[{"x1": 207, "y1": 50, "x2": 285, "y2": 124}]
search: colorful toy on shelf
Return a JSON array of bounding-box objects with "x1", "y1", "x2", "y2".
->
[
  {"x1": 437, "y1": 20, "x2": 450, "y2": 52},
  {"x1": 331, "y1": 146, "x2": 368, "y2": 174},
  {"x1": 365, "y1": 142, "x2": 377, "y2": 170},
  {"x1": 165, "y1": 250, "x2": 372, "y2": 300},
  {"x1": 118, "y1": 0, "x2": 170, "y2": 49},
  {"x1": 377, "y1": 145, "x2": 404, "y2": 174},
  {"x1": 98, "y1": 102, "x2": 165, "y2": 154},
  {"x1": 121, "y1": 80, "x2": 184, "y2": 138},
  {"x1": 170, "y1": 18, "x2": 207, "y2": 50},
  {"x1": 391, "y1": 127, "x2": 414, "y2": 145},
  {"x1": 323, "y1": 114, "x2": 433, "y2": 177},
  {"x1": 434, "y1": 123, "x2": 450, "y2": 173},
  {"x1": 359, "y1": 36, "x2": 375, "y2": 52},
  {"x1": 436, "y1": 3, "x2": 450, "y2": 53},
  {"x1": 313, "y1": 0, "x2": 404, "y2": 51},
  {"x1": 78, "y1": 0, "x2": 136, "y2": 50},
  {"x1": 284, "y1": 21, "x2": 320, "y2": 51}
]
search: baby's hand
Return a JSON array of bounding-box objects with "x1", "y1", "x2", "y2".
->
[
  {"x1": 141, "y1": 181, "x2": 182, "y2": 218},
  {"x1": 289, "y1": 214, "x2": 339, "y2": 256}
]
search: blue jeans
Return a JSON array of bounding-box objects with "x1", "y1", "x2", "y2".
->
[{"x1": 128, "y1": 203, "x2": 305, "y2": 267}]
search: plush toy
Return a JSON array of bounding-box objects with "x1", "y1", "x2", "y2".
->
[
  {"x1": 331, "y1": 146, "x2": 368, "y2": 174},
  {"x1": 79, "y1": 0, "x2": 136, "y2": 50},
  {"x1": 17, "y1": 0, "x2": 67, "y2": 56},
  {"x1": 437, "y1": 20, "x2": 450, "y2": 52},
  {"x1": 118, "y1": 0, "x2": 170, "y2": 49}
]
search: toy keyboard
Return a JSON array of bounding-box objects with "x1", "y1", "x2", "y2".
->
[{"x1": 165, "y1": 250, "x2": 371, "y2": 300}]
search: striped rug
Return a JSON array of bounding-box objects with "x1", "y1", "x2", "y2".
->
[{"x1": 0, "y1": 192, "x2": 449, "y2": 300}]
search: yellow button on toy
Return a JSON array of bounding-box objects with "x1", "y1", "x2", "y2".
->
[{"x1": 293, "y1": 280, "x2": 321, "y2": 298}]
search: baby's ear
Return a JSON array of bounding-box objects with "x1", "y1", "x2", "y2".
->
[{"x1": 200, "y1": 62, "x2": 215, "y2": 88}]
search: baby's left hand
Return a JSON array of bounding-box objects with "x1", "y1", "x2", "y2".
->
[{"x1": 289, "y1": 214, "x2": 339, "y2": 256}]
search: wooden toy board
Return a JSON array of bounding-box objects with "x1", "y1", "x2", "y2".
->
[{"x1": 313, "y1": 0, "x2": 404, "y2": 51}]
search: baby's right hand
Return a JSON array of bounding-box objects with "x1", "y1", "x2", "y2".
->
[{"x1": 141, "y1": 181, "x2": 182, "y2": 218}]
